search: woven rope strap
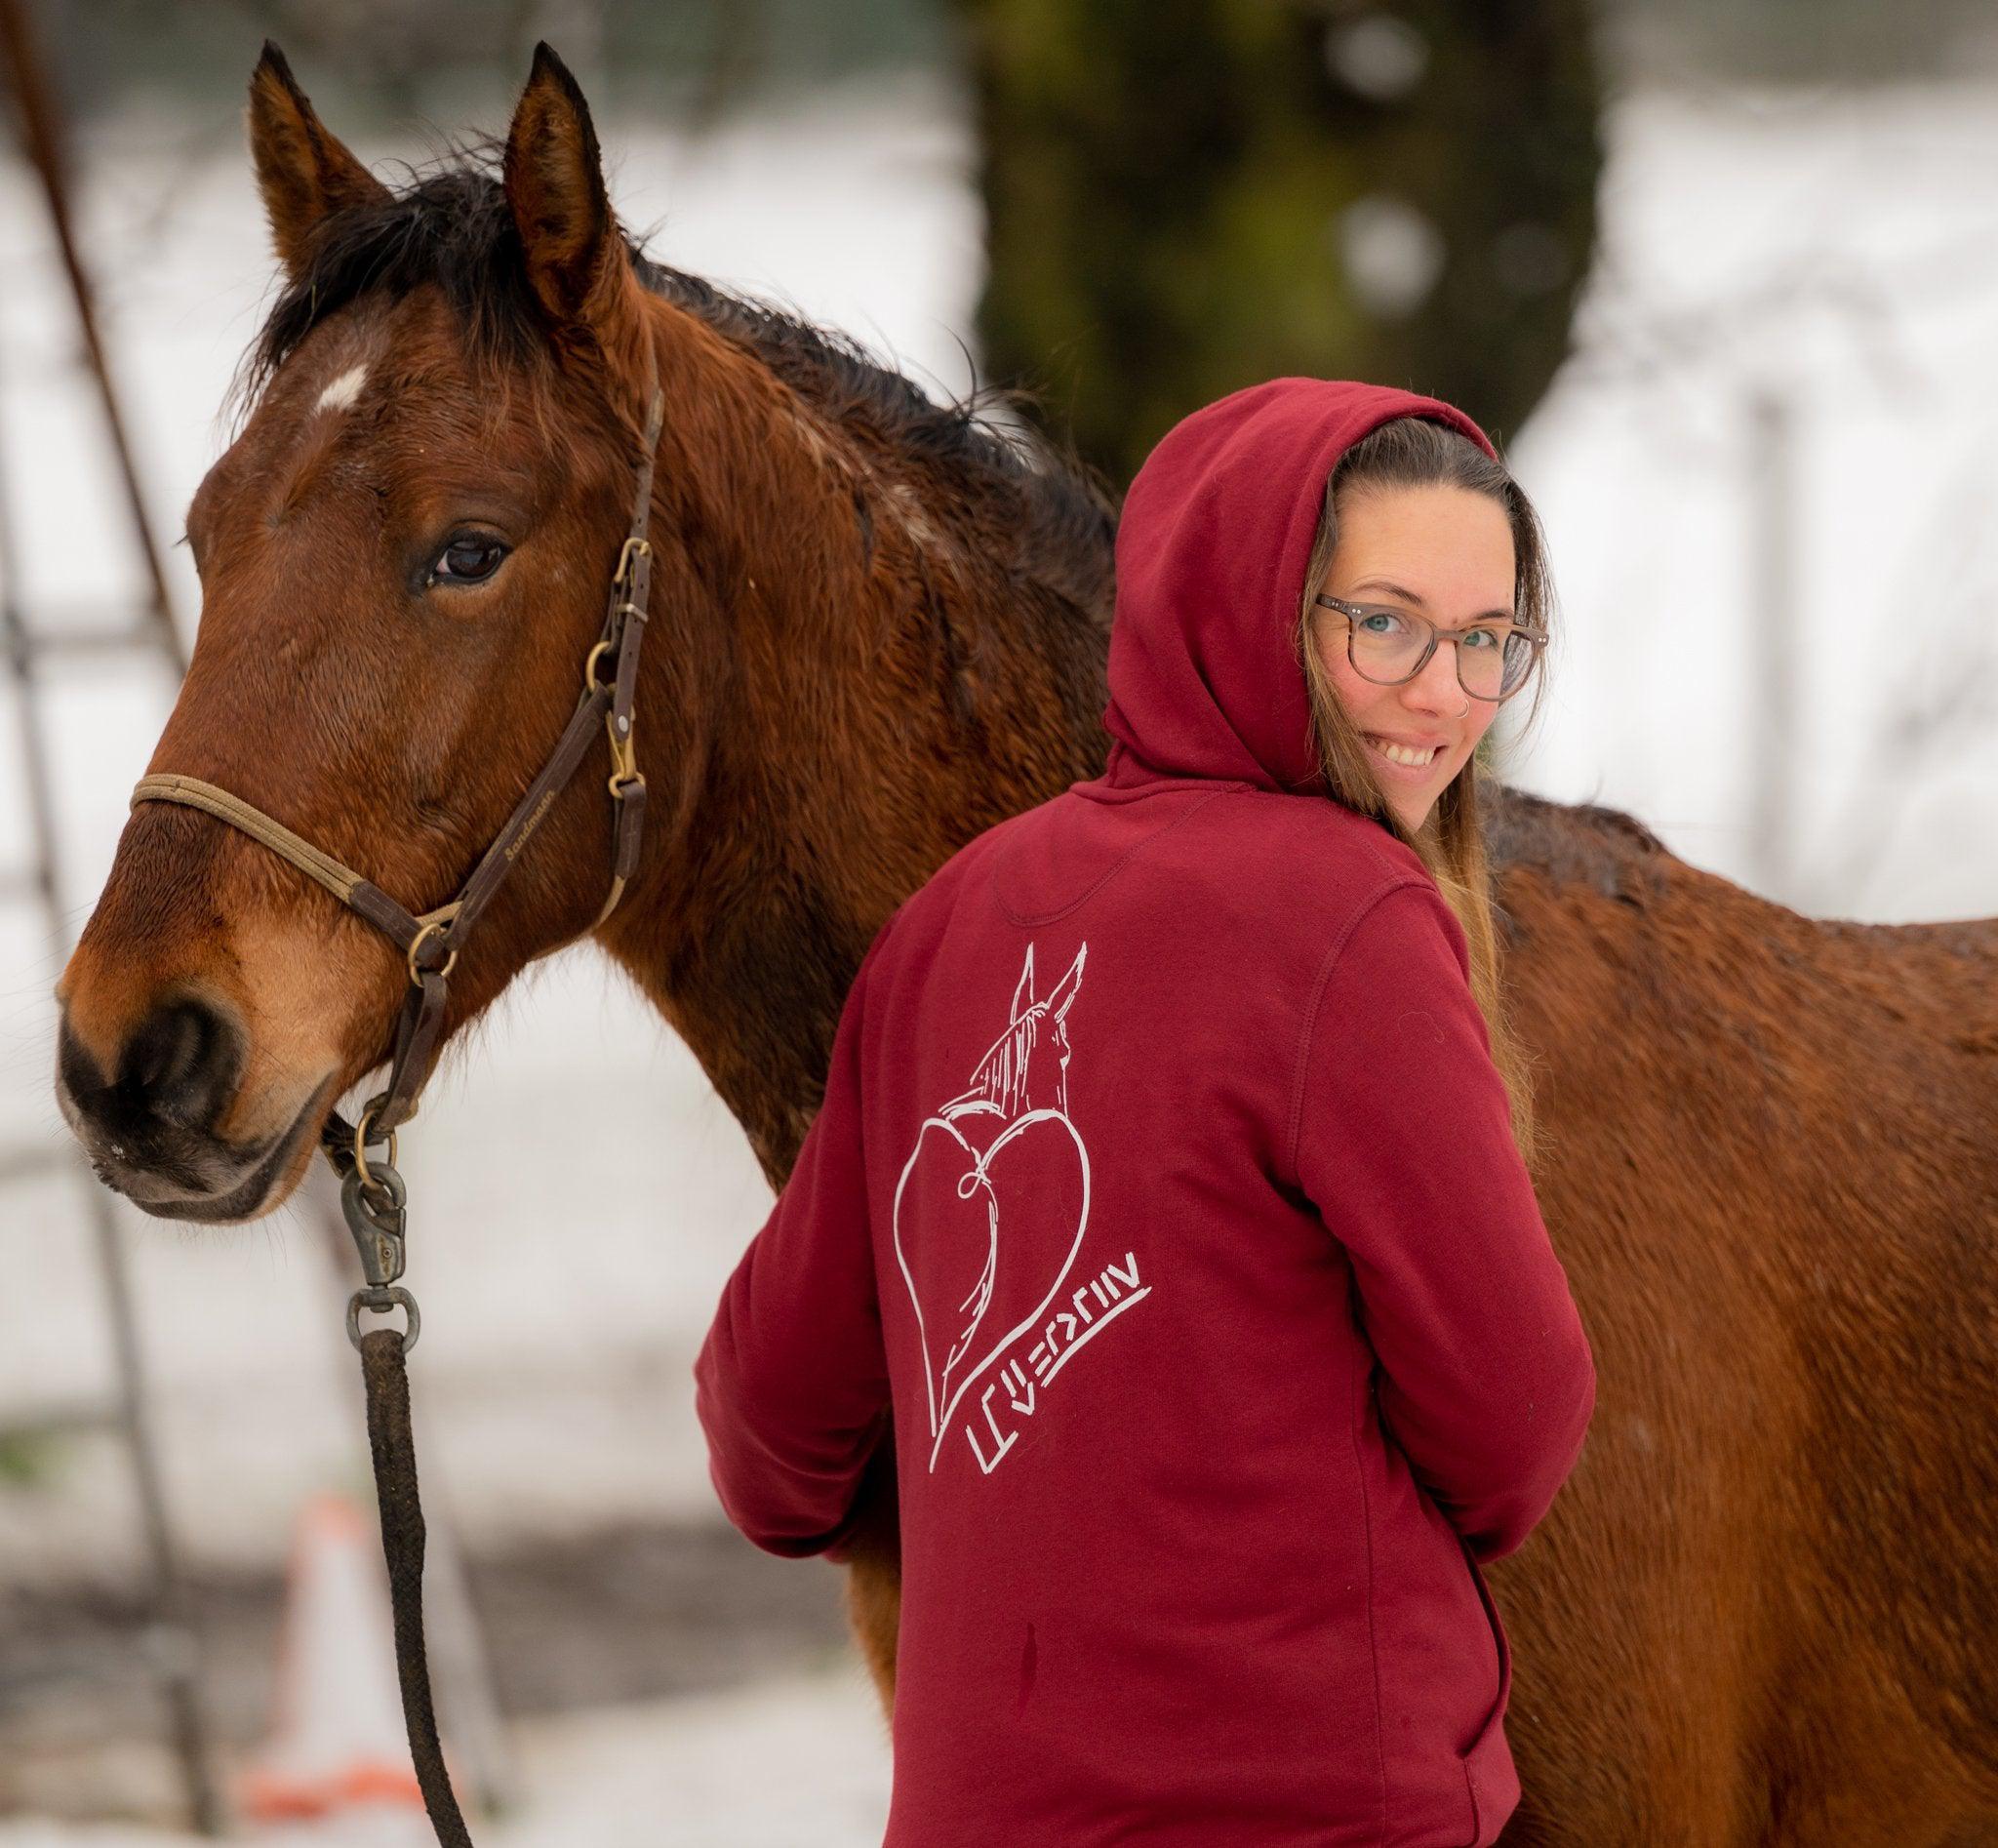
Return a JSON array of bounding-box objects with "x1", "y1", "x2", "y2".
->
[
  {"x1": 129, "y1": 774, "x2": 458, "y2": 944},
  {"x1": 132, "y1": 773, "x2": 366, "y2": 904}
]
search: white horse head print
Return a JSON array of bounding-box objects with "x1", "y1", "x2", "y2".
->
[
  {"x1": 893, "y1": 942, "x2": 1092, "y2": 1469},
  {"x1": 959, "y1": 943, "x2": 1085, "y2": 1119}
]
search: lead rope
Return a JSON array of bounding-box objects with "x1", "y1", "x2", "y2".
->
[
  {"x1": 361, "y1": 1329, "x2": 472, "y2": 1844},
  {"x1": 130, "y1": 369, "x2": 666, "y2": 1843},
  {"x1": 341, "y1": 1148, "x2": 469, "y2": 1839}
]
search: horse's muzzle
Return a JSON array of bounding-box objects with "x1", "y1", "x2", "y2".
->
[{"x1": 54, "y1": 997, "x2": 333, "y2": 1222}]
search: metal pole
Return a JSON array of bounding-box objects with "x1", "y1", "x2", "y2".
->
[
  {"x1": 0, "y1": 0, "x2": 184, "y2": 668},
  {"x1": 0, "y1": 0, "x2": 216, "y2": 1823}
]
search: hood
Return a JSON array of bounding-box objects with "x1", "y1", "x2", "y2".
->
[{"x1": 1101, "y1": 377, "x2": 1497, "y2": 794}]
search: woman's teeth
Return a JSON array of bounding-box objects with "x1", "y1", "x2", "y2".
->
[{"x1": 1365, "y1": 734, "x2": 1440, "y2": 768}]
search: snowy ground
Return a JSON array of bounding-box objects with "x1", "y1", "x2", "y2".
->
[
  {"x1": 2, "y1": 61, "x2": 1996, "y2": 1838},
  {"x1": 0, "y1": 1662, "x2": 892, "y2": 1845}
]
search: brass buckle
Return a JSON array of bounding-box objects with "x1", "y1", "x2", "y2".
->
[
  {"x1": 614, "y1": 536, "x2": 651, "y2": 587},
  {"x1": 607, "y1": 721, "x2": 637, "y2": 785},
  {"x1": 405, "y1": 917, "x2": 459, "y2": 985},
  {"x1": 603, "y1": 674, "x2": 640, "y2": 786}
]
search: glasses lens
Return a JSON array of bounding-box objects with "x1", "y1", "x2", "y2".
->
[
  {"x1": 1346, "y1": 609, "x2": 1427, "y2": 685},
  {"x1": 1456, "y1": 625, "x2": 1538, "y2": 701},
  {"x1": 1455, "y1": 625, "x2": 1514, "y2": 700}
]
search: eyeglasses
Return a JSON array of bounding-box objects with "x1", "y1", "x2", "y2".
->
[{"x1": 1314, "y1": 594, "x2": 1545, "y2": 703}]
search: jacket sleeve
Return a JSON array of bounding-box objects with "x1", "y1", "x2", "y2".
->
[
  {"x1": 1291, "y1": 877, "x2": 1596, "y2": 1563},
  {"x1": 693, "y1": 952, "x2": 892, "y2": 1560}
]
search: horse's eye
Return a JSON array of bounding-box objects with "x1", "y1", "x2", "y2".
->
[{"x1": 431, "y1": 535, "x2": 509, "y2": 585}]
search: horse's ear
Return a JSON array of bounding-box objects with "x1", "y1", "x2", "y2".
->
[
  {"x1": 247, "y1": 43, "x2": 388, "y2": 281},
  {"x1": 502, "y1": 43, "x2": 642, "y2": 348},
  {"x1": 1045, "y1": 945, "x2": 1087, "y2": 1024},
  {"x1": 1011, "y1": 945, "x2": 1038, "y2": 1024}
]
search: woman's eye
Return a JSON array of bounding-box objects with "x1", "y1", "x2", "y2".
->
[
  {"x1": 430, "y1": 536, "x2": 509, "y2": 584},
  {"x1": 1358, "y1": 611, "x2": 1406, "y2": 636},
  {"x1": 1462, "y1": 625, "x2": 1502, "y2": 651}
]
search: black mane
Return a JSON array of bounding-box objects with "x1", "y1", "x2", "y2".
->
[{"x1": 244, "y1": 145, "x2": 1116, "y2": 596}]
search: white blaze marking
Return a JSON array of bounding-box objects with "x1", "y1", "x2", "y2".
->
[{"x1": 314, "y1": 364, "x2": 369, "y2": 415}]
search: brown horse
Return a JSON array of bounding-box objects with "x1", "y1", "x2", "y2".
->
[{"x1": 52, "y1": 45, "x2": 1998, "y2": 1847}]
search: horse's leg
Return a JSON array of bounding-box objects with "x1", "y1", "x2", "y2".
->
[{"x1": 837, "y1": 1432, "x2": 903, "y2": 1716}]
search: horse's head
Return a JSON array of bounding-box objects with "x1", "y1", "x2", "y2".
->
[
  {"x1": 53, "y1": 44, "x2": 670, "y2": 1221},
  {"x1": 960, "y1": 943, "x2": 1087, "y2": 1121}
]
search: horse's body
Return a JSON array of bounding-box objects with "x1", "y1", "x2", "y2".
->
[
  {"x1": 52, "y1": 45, "x2": 1998, "y2": 1845},
  {"x1": 1471, "y1": 797, "x2": 1998, "y2": 1844}
]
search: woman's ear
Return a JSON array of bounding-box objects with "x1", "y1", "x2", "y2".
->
[{"x1": 246, "y1": 42, "x2": 390, "y2": 282}]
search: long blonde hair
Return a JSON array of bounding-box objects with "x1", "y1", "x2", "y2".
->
[{"x1": 1293, "y1": 416, "x2": 1556, "y2": 1167}]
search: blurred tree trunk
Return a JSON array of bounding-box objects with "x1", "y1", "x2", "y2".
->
[{"x1": 958, "y1": 0, "x2": 1602, "y2": 488}]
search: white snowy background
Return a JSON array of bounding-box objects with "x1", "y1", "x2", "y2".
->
[{"x1": 1, "y1": 50, "x2": 1995, "y2": 1845}]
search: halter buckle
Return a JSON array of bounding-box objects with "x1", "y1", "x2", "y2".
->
[
  {"x1": 405, "y1": 917, "x2": 459, "y2": 986},
  {"x1": 614, "y1": 536, "x2": 652, "y2": 588},
  {"x1": 607, "y1": 717, "x2": 638, "y2": 787}
]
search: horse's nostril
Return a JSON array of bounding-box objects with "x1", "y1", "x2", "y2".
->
[
  {"x1": 128, "y1": 1004, "x2": 199, "y2": 1092},
  {"x1": 116, "y1": 998, "x2": 242, "y2": 1132}
]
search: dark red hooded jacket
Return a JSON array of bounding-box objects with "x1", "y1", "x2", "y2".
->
[{"x1": 694, "y1": 378, "x2": 1598, "y2": 1845}]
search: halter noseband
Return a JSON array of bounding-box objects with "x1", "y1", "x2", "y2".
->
[{"x1": 129, "y1": 378, "x2": 667, "y2": 1186}]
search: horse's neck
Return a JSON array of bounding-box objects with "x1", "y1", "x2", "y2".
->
[
  {"x1": 607, "y1": 904, "x2": 854, "y2": 1189},
  {"x1": 599, "y1": 306, "x2": 1108, "y2": 1188}
]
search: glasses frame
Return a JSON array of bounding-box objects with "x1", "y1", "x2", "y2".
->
[{"x1": 1313, "y1": 593, "x2": 1546, "y2": 703}]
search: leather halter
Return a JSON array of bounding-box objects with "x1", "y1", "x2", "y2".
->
[{"x1": 129, "y1": 378, "x2": 666, "y2": 1187}]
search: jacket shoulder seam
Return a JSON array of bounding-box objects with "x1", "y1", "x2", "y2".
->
[{"x1": 997, "y1": 784, "x2": 1239, "y2": 927}]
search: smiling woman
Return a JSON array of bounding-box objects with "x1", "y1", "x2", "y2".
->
[
  {"x1": 693, "y1": 376, "x2": 1595, "y2": 1847},
  {"x1": 1293, "y1": 414, "x2": 1556, "y2": 1163}
]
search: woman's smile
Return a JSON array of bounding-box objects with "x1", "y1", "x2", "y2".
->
[{"x1": 1362, "y1": 731, "x2": 1446, "y2": 776}]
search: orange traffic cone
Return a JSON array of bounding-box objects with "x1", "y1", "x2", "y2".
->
[{"x1": 238, "y1": 1492, "x2": 454, "y2": 1834}]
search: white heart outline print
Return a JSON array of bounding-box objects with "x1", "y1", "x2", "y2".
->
[{"x1": 891, "y1": 942, "x2": 1090, "y2": 1472}]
